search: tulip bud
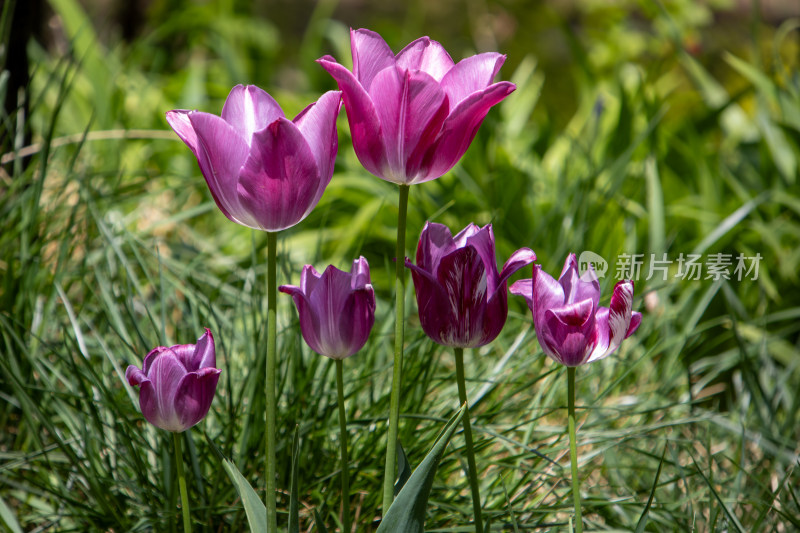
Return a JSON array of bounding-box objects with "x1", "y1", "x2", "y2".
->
[
  {"x1": 280, "y1": 257, "x2": 376, "y2": 359},
  {"x1": 126, "y1": 329, "x2": 221, "y2": 432}
]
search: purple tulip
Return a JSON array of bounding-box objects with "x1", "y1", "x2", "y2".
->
[
  {"x1": 405, "y1": 222, "x2": 536, "y2": 348},
  {"x1": 166, "y1": 85, "x2": 341, "y2": 232},
  {"x1": 510, "y1": 254, "x2": 642, "y2": 366},
  {"x1": 317, "y1": 29, "x2": 515, "y2": 185},
  {"x1": 126, "y1": 329, "x2": 221, "y2": 432},
  {"x1": 279, "y1": 257, "x2": 376, "y2": 359}
]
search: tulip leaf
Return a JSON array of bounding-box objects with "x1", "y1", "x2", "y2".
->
[
  {"x1": 377, "y1": 404, "x2": 466, "y2": 533},
  {"x1": 394, "y1": 440, "x2": 412, "y2": 496},
  {"x1": 206, "y1": 434, "x2": 266, "y2": 533},
  {"x1": 289, "y1": 425, "x2": 301, "y2": 533}
]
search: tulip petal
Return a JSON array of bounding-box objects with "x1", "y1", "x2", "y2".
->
[
  {"x1": 436, "y1": 246, "x2": 489, "y2": 345},
  {"x1": 194, "y1": 329, "x2": 216, "y2": 370},
  {"x1": 543, "y1": 300, "x2": 596, "y2": 366},
  {"x1": 548, "y1": 299, "x2": 595, "y2": 328},
  {"x1": 532, "y1": 265, "x2": 566, "y2": 325},
  {"x1": 134, "y1": 379, "x2": 159, "y2": 427},
  {"x1": 174, "y1": 367, "x2": 221, "y2": 431},
  {"x1": 422, "y1": 81, "x2": 515, "y2": 180},
  {"x1": 396, "y1": 36, "x2": 455, "y2": 82},
  {"x1": 509, "y1": 278, "x2": 533, "y2": 307},
  {"x1": 141, "y1": 346, "x2": 169, "y2": 375},
  {"x1": 237, "y1": 118, "x2": 320, "y2": 231},
  {"x1": 452, "y1": 223, "x2": 483, "y2": 248},
  {"x1": 280, "y1": 284, "x2": 325, "y2": 356},
  {"x1": 167, "y1": 110, "x2": 240, "y2": 223},
  {"x1": 559, "y1": 254, "x2": 600, "y2": 308},
  {"x1": 368, "y1": 66, "x2": 448, "y2": 183},
  {"x1": 407, "y1": 259, "x2": 457, "y2": 345},
  {"x1": 166, "y1": 110, "x2": 199, "y2": 154},
  {"x1": 585, "y1": 307, "x2": 612, "y2": 364},
  {"x1": 312, "y1": 266, "x2": 354, "y2": 340},
  {"x1": 317, "y1": 57, "x2": 386, "y2": 179},
  {"x1": 300, "y1": 264, "x2": 323, "y2": 295},
  {"x1": 221, "y1": 84, "x2": 285, "y2": 142},
  {"x1": 607, "y1": 280, "x2": 636, "y2": 348},
  {"x1": 126, "y1": 365, "x2": 148, "y2": 387},
  {"x1": 498, "y1": 248, "x2": 537, "y2": 289},
  {"x1": 440, "y1": 53, "x2": 507, "y2": 106},
  {"x1": 169, "y1": 344, "x2": 197, "y2": 371},
  {"x1": 628, "y1": 312, "x2": 642, "y2": 336},
  {"x1": 187, "y1": 112, "x2": 251, "y2": 225},
  {"x1": 350, "y1": 256, "x2": 372, "y2": 289},
  {"x1": 415, "y1": 222, "x2": 457, "y2": 274},
  {"x1": 350, "y1": 28, "x2": 397, "y2": 91},
  {"x1": 337, "y1": 285, "x2": 376, "y2": 358},
  {"x1": 292, "y1": 90, "x2": 341, "y2": 202},
  {"x1": 462, "y1": 225, "x2": 499, "y2": 292},
  {"x1": 143, "y1": 352, "x2": 187, "y2": 430}
]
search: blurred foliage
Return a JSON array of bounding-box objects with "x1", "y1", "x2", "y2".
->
[{"x1": 1, "y1": 0, "x2": 800, "y2": 530}]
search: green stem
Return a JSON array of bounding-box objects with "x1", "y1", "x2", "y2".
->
[
  {"x1": 336, "y1": 359, "x2": 352, "y2": 533},
  {"x1": 173, "y1": 432, "x2": 192, "y2": 533},
  {"x1": 382, "y1": 184, "x2": 410, "y2": 513},
  {"x1": 266, "y1": 231, "x2": 278, "y2": 532},
  {"x1": 454, "y1": 348, "x2": 483, "y2": 533},
  {"x1": 567, "y1": 367, "x2": 583, "y2": 533}
]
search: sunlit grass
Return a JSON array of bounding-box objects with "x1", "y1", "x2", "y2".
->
[{"x1": 2, "y1": 1, "x2": 799, "y2": 531}]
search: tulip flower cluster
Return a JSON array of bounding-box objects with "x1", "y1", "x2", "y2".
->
[{"x1": 122, "y1": 25, "x2": 644, "y2": 533}]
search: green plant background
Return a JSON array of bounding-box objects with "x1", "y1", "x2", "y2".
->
[{"x1": 1, "y1": 0, "x2": 799, "y2": 530}]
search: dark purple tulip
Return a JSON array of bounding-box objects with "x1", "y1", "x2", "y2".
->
[
  {"x1": 166, "y1": 85, "x2": 341, "y2": 232},
  {"x1": 279, "y1": 257, "x2": 376, "y2": 359},
  {"x1": 510, "y1": 254, "x2": 642, "y2": 366},
  {"x1": 405, "y1": 222, "x2": 536, "y2": 348},
  {"x1": 318, "y1": 28, "x2": 515, "y2": 185},
  {"x1": 126, "y1": 329, "x2": 221, "y2": 432}
]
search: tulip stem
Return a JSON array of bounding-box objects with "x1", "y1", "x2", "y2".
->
[
  {"x1": 336, "y1": 359, "x2": 352, "y2": 532},
  {"x1": 454, "y1": 348, "x2": 483, "y2": 533},
  {"x1": 567, "y1": 366, "x2": 583, "y2": 533},
  {"x1": 383, "y1": 183, "x2": 409, "y2": 513},
  {"x1": 266, "y1": 231, "x2": 278, "y2": 532},
  {"x1": 173, "y1": 432, "x2": 192, "y2": 533}
]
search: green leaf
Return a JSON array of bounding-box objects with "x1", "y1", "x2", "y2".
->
[
  {"x1": 635, "y1": 443, "x2": 667, "y2": 533},
  {"x1": 313, "y1": 508, "x2": 329, "y2": 533},
  {"x1": 289, "y1": 425, "x2": 301, "y2": 533},
  {"x1": 377, "y1": 404, "x2": 466, "y2": 533},
  {"x1": 394, "y1": 440, "x2": 412, "y2": 497},
  {"x1": 206, "y1": 435, "x2": 266, "y2": 533},
  {"x1": 0, "y1": 495, "x2": 23, "y2": 533}
]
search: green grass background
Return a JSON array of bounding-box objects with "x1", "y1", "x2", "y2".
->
[{"x1": 1, "y1": 0, "x2": 799, "y2": 530}]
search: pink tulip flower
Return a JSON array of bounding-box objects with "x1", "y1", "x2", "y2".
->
[
  {"x1": 510, "y1": 254, "x2": 642, "y2": 366},
  {"x1": 318, "y1": 29, "x2": 515, "y2": 185},
  {"x1": 166, "y1": 85, "x2": 341, "y2": 232},
  {"x1": 126, "y1": 329, "x2": 221, "y2": 432},
  {"x1": 279, "y1": 257, "x2": 376, "y2": 359},
  {"x1": 405, "y1": 222, "x2": 536, "y2": 348}
]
